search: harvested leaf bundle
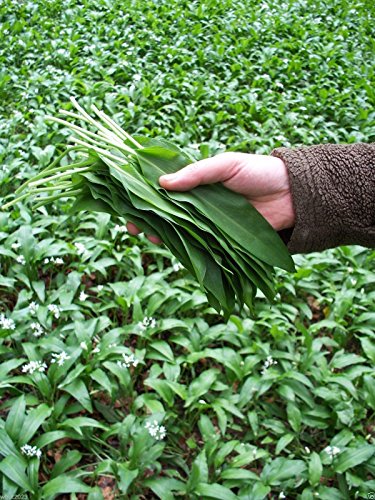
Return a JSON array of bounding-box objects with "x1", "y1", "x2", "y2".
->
[{"x1": 4, "y1": 98, "x2": 294, "y2": 316}]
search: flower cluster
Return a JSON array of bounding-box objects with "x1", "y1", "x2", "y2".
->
[
  {"x1": 114, "y1": 224, "x2": 128, "y2": 233},
  {"x1": 145, "y1": 420, "x2": 167, "y2": 440},
  {"x1": 261, "y1": 355, "x2": 278, "y2": 375},
  {"x1": 74, "y1": 242, "x2": 86, "y2": 255},
  {"x1": 31, "y1": 322, "x2": 44, "y2": 337},
  {"x1": 16, "y1": 255, "x2": 26, "y2": 265},
  {"x1": 79, "y1": 291, "x2": 88, "y2": 301},
  {"x1": 51, "y1": 351, "x2": 71, "y2": 366},
  {"x1": 21, "y1": 444, "x2": 42, "y2": 458},
  {"x1": 117, "y1": 353, "x2": 139, "y2": 368},
  {"x1": 324, "y1": 445, "x2": 341, "y2": 458},
  {"x1": 44, "y1": 256, "x2": 64, "y2": 265},
  {"x1": 22, "y1": 360, "x2": 48, "y2": 374},
  {"x1": 172, "y1": 262, "x2": 184, "y2": 272},
  {"x1": 0, "y1": 314, "x2": 15, "y2": 330},
  {"x1": 48, "y1": 304, "x2": 61, "y2": 319},
  {"x1": 138, "y1": 316, "x2": 156, "y2": 331},
  {"x1": 29, "y1": 302, "x2": 39, "y2": 315}
]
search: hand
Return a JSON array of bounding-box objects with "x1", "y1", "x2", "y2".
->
[{"x1": 127, "y1": 152, "x2": 295, "y2": 242}]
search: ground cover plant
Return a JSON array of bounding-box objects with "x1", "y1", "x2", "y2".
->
[{"x1": 0, "y1": 0, "x2": 374, "y2": 498}]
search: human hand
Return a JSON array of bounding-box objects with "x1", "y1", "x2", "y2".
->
[{"x1": 126, "y1": 152, "x2": 295, "y2": 242}]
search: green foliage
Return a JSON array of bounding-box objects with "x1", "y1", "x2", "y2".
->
[{"x1": 0, "y1": 0, "x2": 374, "y2": 498}]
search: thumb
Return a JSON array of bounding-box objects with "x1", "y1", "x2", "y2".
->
[{"x1": 159, "y1": 153, "x2": 239, "y2": 191}]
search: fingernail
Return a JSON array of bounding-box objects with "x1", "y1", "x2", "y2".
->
[{"x1": 160, "y1": 174, "x2": 178, "y2": 183}]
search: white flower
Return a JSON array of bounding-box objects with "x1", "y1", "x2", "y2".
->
[
  {"x1": 11, "y1": 242, "x2": 21, "y2": 250},
  {"x1": 74, "y1": 242, "x2": 86, "y2": 255},
  {"x1": 0, "y1": 314, "x2": 15, "y2": 330},
  {"x1": 22, "y1": 360, "x2": 47, "y2": 374},
  {"x1": 145, "y1": 420, "x2": 166, "y2": 440},
  {"x1": 80, "y1": 341, "x2": 88, "y2": 350},
  {"x1": 29, "y1": 302, "x2": 39, "y2": 315},
  {"x1": 117, "y1": 352, "x2": 139, "y2": 368},
  {"x1": 79, "y1": 291, "x2": 88, "y2": 301},
  {"x1": 138, "y1": 316, "x2": 156, "y2": 331},
  {"x1": 172, "y1": 262, "x2": 183, "y2": 272},
  {"x1": 279, "y1": 493, "x2": 286, "y2": 499},
  {"x1": 92, "y1": 346, "x2": 100, "y2": 353},
  {"x1": 48, "y1": 304, "x2": 61, "y2": 319},
  {"x1": 97, "y1": 285, "x2": 104, "y2": 291},
  {"x1": 51, "y1": 351, "x2": 70, "y2": 366},
  {"x1": 54, "y1": 257, "x2": 64, "y2": 265},
  {"x1": 47, "y1": 256, "x2": 64, "y2": 265},
  {"x1": 305, "y1": 446, "x2": 311, "y2": 454},
  {"x1": 21, "y1": 444, "x2": 42, "y2": 458},
  {"x1": 16, "y1": 255, "x2": 26, "y2": 265},
  {"x1": 114, "y1": 224, "x2": 128, "y2": 233},
  {"x1": 30, "y1": 322, "x2": 44, "y2": 337},
  {"x1": 198, "y1": 399, "x2": 206, "y2": 404},
  {"x1": 261, "y1": 355, "x2": 278, "y2": 375},
  {"x1": 324, "y1": 445, "x2": 341, "y2": 458},
  {"x1": 44, "y1": 258, "x2": 50, "y2": 264},
  {"x1": 133, "y1": 73, "x2": 142, "y2": 81}
]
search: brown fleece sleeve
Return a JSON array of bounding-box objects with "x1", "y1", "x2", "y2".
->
[{"x1": 271, "y1": 143, "x2": 375, "y2": 254}]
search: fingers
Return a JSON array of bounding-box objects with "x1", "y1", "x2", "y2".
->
[
  {"x1": 159, "y1": 153, "x2": 241, "y2": 191},
  {"x1": 126, "y1": 222, "x2": 162, "y2": 244}
]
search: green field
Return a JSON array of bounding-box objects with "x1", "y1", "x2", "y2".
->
[{"x1": 0, "y1": 0, "x2": 374, "y2": 498}]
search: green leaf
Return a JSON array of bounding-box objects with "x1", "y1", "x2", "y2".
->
[
  {"x1": 5, "y1": 395, "x2": 26, "y2": 443},
  {"x1": 41, "y1": 476, "x2": 91, "y2": 496},
  {"x1": 0, "y1": 455, "x2": 33, "y2": 492},
  {"x1": 287, "y1": 402, "x2": 302, "y2": 433},
  {"x1": 117, "y1": 464, "x2": 139, "y2": 494},
  {"x1": 195, "y1": 482, "x2": 238, "y2": 500},
  {"x1": 51, "y1": 450, "x2": 82, "y2": 479},
  {"x1": 20, "y1": 404, "x2": 53, "y2": 445},
  {"x1": 61, "y1": 378, "x2": 93, "y2": 412},
  {"x1": 334, "y1": 445, "x2": 375, "y2": 473},
  {"x1": 309, "y1": 452, "x2": 322, "y2": 487}
]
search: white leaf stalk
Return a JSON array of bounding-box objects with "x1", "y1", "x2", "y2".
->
[{"x1": 2, "y1": 97, "x2": 144, "y2": 210}]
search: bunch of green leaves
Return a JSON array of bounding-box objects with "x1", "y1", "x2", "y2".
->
[{"x1": 4, "y1": 98, "x2": 294, "y2": 316}]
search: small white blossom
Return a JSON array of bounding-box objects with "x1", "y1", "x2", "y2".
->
[
  {"x1": 51, "y1": 351, "x2": 70, "y2": 366},
  {"x1": 29, "y1": 302, "x2": 39, "y2": 315},
  {"x1": 324, "y1": 445, "x2": 341, "y2": 458},
  {"x1": 12, "y1": 242, "x2": 21, "y2": 250},
  {"x1": 44, "y1": 258, "x2": 50, "y2": 264},
  {"x1": 0, "y1": 314, "x2": 15, "y2": 330},
  {"x1": 79, "y1": 291, "x2": 88, "y2": 301},
  {"x1": 97, "y1": 285, "x2": 104, "y2": 291},
  {"x1": 133, "y1": 73, "x2": 142, "y2": 81},
  {"x1": 92, "y1": 346, "x2": 100, "y2": 353},
  {"x1": 279, "y1": 493, "x2": 286, "y2": 499},
  {"x1": 261, "y1": 355, "x2": 278, "y2": 375},
  {"x1": 48, "y1": 304, "x2": 61, "y2": 319},
  {"x1": 172, "y1": 262, "x2": 184, "y2": 272},
  {"x1": 80, "y1": 341, "x2": 88, "y2": 350},
  {"x1": 30, "y1": 322, "x2": 44, "y2": 337},
  {"x1": 117, "y1": 352, "x2": 139, "y2": 368},
  {"x1": 21, "y1": 444, "x2": 42, "y2": 458},
  {"x1": 305, "y1": 446, "x2": 311, "y2": 454},
  {"x1": 16, "y1": 255, "x2": 26, "y2": 265},
  {"x1": 52, "y1": 257, "x2": 64, "y2": 265},
  {"x1": 114, "y1": 224, "x2": 128, "y2": 233},
  {"x1": 22, "y1": 360, "x2": 47, "y2": 374},
  {"x1": 74, "y1": 242, "x2": 86, "y2": 255},
  {"x1": 138, "y1": 316, "x2": 156, "y2": 331},
  {"x1": 198, "y1": 399, "x2": 207, "y2": 404},
  {"x1": 145, "y1": 420, "x2": 166, "y2": 440}
]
